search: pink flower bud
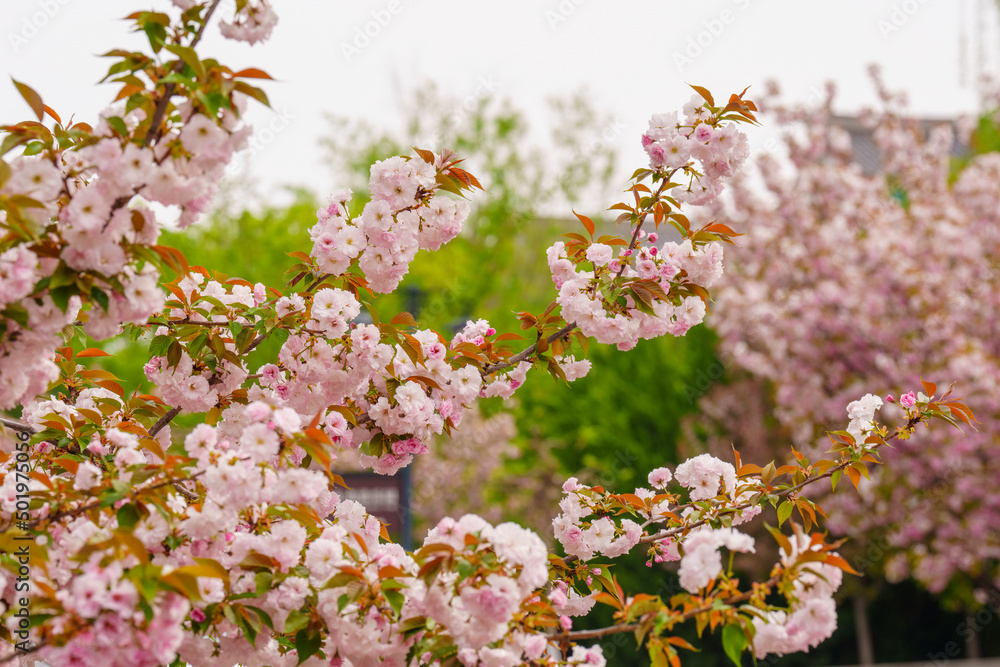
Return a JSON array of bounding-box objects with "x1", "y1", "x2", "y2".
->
[{"x1": 190, "y1": 608, "x2": 206, "y2": 623}]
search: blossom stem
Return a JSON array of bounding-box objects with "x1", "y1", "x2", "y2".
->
[
  {"x1": 144, "y1": 0, "x2": 223, "y2": 147},
  {"x1": 564, "y1": 573, "x2": 781, "y2": 640},
  {"x1": 481, "y1": 323, "x2": 577, "y2": 376}
]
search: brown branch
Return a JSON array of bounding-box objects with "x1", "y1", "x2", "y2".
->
[
  {"x1": 305, "y1": 273, "x2": 333, "y2": 293},
  {"x1": 0, "y1": 416, "x2": 33, "y2": 435},
  {"x1": 481, "y1": 323, "x2": 577, "y2": 377},
  {"x1": 26, "y1": 470, "x2": 206, "y2": 529},
  {"x1": 149, "y1": 406, "x2": 181, "y2": 438},
  {"x1": 640, "y1": 416, "x2": 922, "y2": 545},
  {"x1": 564, "y1": 573, "x2": 782, "y2": 641},
  {"x1": 143, "y1": 0, "x2": 223, "y2": 147}
]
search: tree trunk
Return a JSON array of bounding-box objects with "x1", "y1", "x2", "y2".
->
[
  {"x1": 854, "y1": 595, "x2": 875, "y2": 665},
  {"x1": 965, "y1": 615, "x2": 981, "y2": 659}
]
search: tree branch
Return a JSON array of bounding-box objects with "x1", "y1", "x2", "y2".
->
[
  {"x1": 0, "y1": 416, "x2": 33, "y2": 435},
  {"x1": 564, "y1": 573, "x2": 782, "y2": 641},
  {"x1": 0, "y1": 642, "x2": 46, "y2": 665},
  {"x1": 143, "y1": 0, "x2": 223, "y2": 147},
  {"x1": 26, "y1": 470, "x2": 206, "y2": 529},
  {"x1": 640, "y1": 416, "x2": 922, "y2": 545},
  {"x1": 149, "y1": 406, "x2": 181, "y2": 438},
  {"x1": 481, "y1": 323, "x2": 577, "y2": 377}
]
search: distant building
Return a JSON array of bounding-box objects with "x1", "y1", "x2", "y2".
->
[{"x1": 829, "y1": 114, "x2": 968, "y2": 174}]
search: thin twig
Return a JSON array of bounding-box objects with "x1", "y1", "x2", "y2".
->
[
  {"x1": 0, "y1": 417, "x2": 34, "y2": 435},
  {"x1": 149, "y1": 406, "x2": 181, "y2": 438},
  {"x1": 640, "y1": 416, "x2": 922, "y2": 545},
  {"x1": 481, "y1": 323, "x2": 577, "y2": 377},
  {"x1": 26, "y1": 470, "x2": 207, "y2": 529},
  {"x1": 564, "y1": 573, "x2": 782, "y2": 641},
  {"x1": 143, "y1": 0, "x2": 223, "y2": 147}
]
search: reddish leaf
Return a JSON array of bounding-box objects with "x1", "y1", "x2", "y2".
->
[
  {"x1": 390, "y1": 311, "x2": 418, "y2": 327},
  {"x1": 823, "y1": 554, "x2": 860, "y2": 575},
  {"x1": 304, "y1": 427, "x2": 332, "y2": 446},
  {"x1": 231, "y1": 67, "x2": 274, "y2": 79},
  {"x1": 75, "y1": 347, "x2": 112, "y2": 358},
  {"x1": 688, "y1": 84, "x2": 715, "y2": 107},
  {"x1": 411, "y1": 147, "x2": 436, "y2": 164},
  {"x1": 844, "y1": 465, "x2": 861, "y2": 491},
  {"x1": 920, "y1": 378, "x2": 937, "y2": 398},
  {"x1": 573, "y1": 210, "x2": 595, "y2": 237},
  {"x1": 43, "y1": 104, "x2": 61, "y2": 124}
]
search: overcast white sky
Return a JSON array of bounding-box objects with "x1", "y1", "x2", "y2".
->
[{"x1": 2, "y1": 0, "x2": 999, "y2": 208}]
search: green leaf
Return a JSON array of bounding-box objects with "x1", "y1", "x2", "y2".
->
[
  {"x1": 106, "y1": 116, "x2": 128, "y2": 137},
  {"x1": 143, "y1": 21, "x2": 167, "y2": 53},
  {"x1": 148, "y1": 334, "x2": 173, "y2": 358},
  {"x1": 165, "y1": 44, "x2": 206, "y2": 80},
  {"x1": 49, "y1": 285, "x2": 77, "y2": 313},
  {"x1": 90, "y1": 287, "x2": 110, "y2": 312},
  {"x1": 117, "y1": 503, "x2": 141, "y2": 530},
  {"x1": 384, "y1": 589, "x2": 404, "y2": 616},
  {"x1": 294, "y1": 630, "x2": 322, "y2": 664},
  {"x1": 233, "y1": 81, "x2": 270, "y2": 108},
  {"x1": 0, "y1": 133, "x2": 30, "y2": 157},
  {"x1": 830, "y1": 469, "x2": 842, "y2": 492},
  {"x1": 777, "y1": 500, "x2": 794, "y2": 527},
  {"x1": 271, "y1": 326, "x2": 290, "y2": 346},
  {"x1": 722, "y1": 622, "x2": 748, "y2": 667}
]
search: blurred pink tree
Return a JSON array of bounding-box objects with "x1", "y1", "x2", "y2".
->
[{"x1": 701, "y1": 70, "x2": 999, "y2": 606}]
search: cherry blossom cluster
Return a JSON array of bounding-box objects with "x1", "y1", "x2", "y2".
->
[
  {"x1": 169, "y1": 0, "x2": 277, "y2": 46},
  {"x1": 139, "y1": 266, "x2": 583, "y2": 481},
  {"x1": 643, "y1": 92, "x2": 752, "y2": 206},
  {"x1": 549, "y1": 235, "x2": 721, "y2": 350},
  {"x1": 749, "y1": 529, "x2": 844, "y2": 659},
  {"x1": 308, "y1": 155, "x2": 472, "y2": 294},
  {"x1": 543, "y1": 89, "x2": 753, "y2": 352},
  {"x1": 0, "y1": 8, "x2": 266, "y2": 410}
]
